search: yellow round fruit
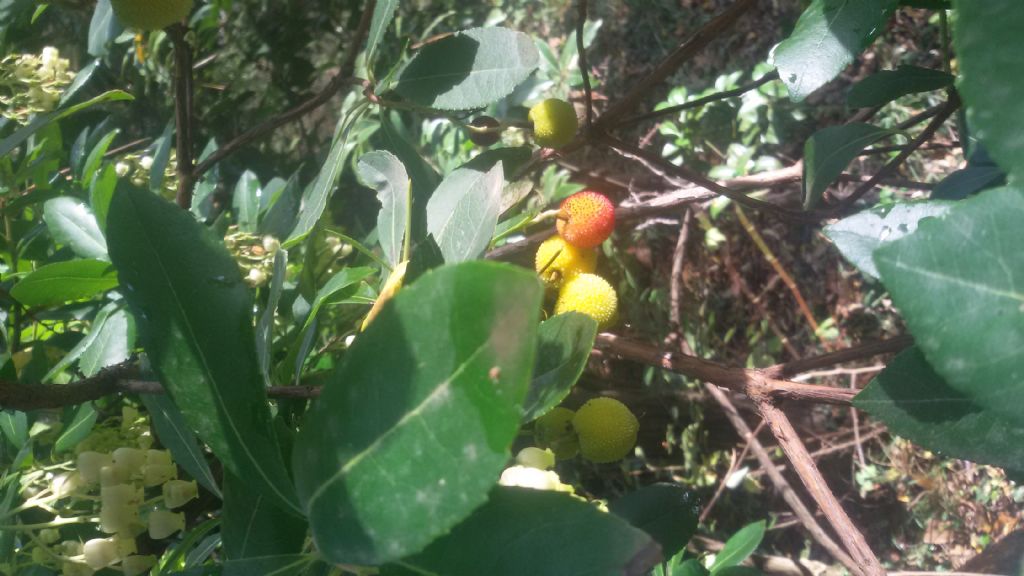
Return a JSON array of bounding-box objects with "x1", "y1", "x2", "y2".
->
[
  {"x1": 528, "y1": 98, "x2": 578, "y2": 149},
  {"x1": 572, "y1": 397, "x2": 638, "y2": 463},
  {"x1": 534, "y1": 235, "x2": 597, "y2": 289},
  {"x1": 533, "y1": 407, "x2": 579, "y2": 460},
  {"x1": 110, "y1": 0, "x2": 193, "y2": 30},
  {"x1": 553, "y1": 273, "x2": 617, "y2": 328}
]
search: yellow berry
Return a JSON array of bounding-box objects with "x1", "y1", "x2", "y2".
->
[
  {"x1": 554, "y1": 273, "x2": 618, "y2": 328},
  {"x1": 534, "y1": 235, "x2": 597, "y2": 289},
  {"x1": 110, "y1": 0, "x2": 193, "y2": 31},
  {"x1": 572, "y1": 397, "x2": 639, "y2": 463},
  {"x1": 528, "y1": 98, "x2": 578, "y2": 149},
  {"x1": 533, "y1": 407, "x2": 579, "y2": 460}
]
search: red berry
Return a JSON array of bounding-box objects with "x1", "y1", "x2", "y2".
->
[{"x1": 556, "y1": 191, "x2": 615, "y2": 248}]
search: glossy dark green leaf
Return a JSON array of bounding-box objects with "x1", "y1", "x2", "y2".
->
[
  {"x1": 930, "y1": 165, "x2": 1005, "y2": 201},
  {"x1": 222, "y1": 471, "x2": 307, "y2": 560},
  {"x1": 426, "y1": 163, "x2": 503, "y2": 262},
  {"x1": 107, "y1": 185, "x2": 299, "y2": 514},
  {"x1": 803, "y1": 123, "x2": 892, "y2": 208},
  {"x1": 259, "y1": 174, "x2": 301, "y2": 239},
  {"x1": 772, "y1": 0, "x2": 896, "y2": 102},
  {"x1": 388, "y1": 487, "x2": 661, "y2": 576},
  {"x1": 854, "y1": 348, "x2": 1024, "y2": 471},
  {"x1": 954, "y1": 0, "x2": 1024, "y2": 181},
  {"x1": 78, "y1": 305, "x2": 134, "y2": 376},
  {"x1": 149, "y1": 122, "x2": 174, "y2": 194},
  {"x1": 54, "y1": 403, "x2": 97, "y2": 453},
  {"x1": 357, "y1": 151, "x2": 409, "y2": 267},
  {"x1": 293, "y1": 262, "x2": 543, "y2": 565},
  {"x1": 709, "y1": 520, "x2": 765, "y2": 572},
  {"x1": 43, "y1": 197, "x2": 108, "y2": 261},
  {"x1": 257, "y1": 250, "x2": 288, "y2": 386},
  {"x1": 0, "y1": 411, "x2": 28, "y2": 449},
  {"x1": 522, "y1": 312, "x2": 597, "y2": 422},
  {"x1": 847, "y1": 66, "x2": 953, "y2": 108},
  {"x1": 874, "y1": 186, "x2": 1024, "y2": 426},
  {"x1": 90, "y1": 164, "x2": 117, "y2": 230},
  {"x1": 395, "y1": 27, "x2": 539, "y2": 110},
  {"x1": 80, "y1": 128, "x2": 119, "y2": 188},
  {"x1": 824, "y1": 201, "x2": 952, "y2": 280},
  {"x1": 10, "y1": 259, "x2": 117, "y2": 307},
  {"x1": 232, "y1": 171, "x2": 261, "y2": 233},
  {"x1": 88, "y1": 0, "x2": 121, "y2": 57},
  {"x1": 141, "y1": 393, "x2": 221, "y2": 498},
  {"x1": 609, "y1": 483, "x2": 700, "y2": 559}
]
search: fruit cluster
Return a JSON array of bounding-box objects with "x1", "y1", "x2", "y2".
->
[{"x1": 534, "y1": 190, "x2": 618, "y2": 328}]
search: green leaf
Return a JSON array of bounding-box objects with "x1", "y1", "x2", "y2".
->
[
  {"x1": 426, "y1": 163, "x2": 503, "y2": 262},
  {"x1": 0, "y1": 411, "x2": 28, "y2": 449},
  {"x1": 522, "y1": 313, "x2": 597, "y2": 422},
  {"x1": 293, "y1": 262, "x2": 543, "y2": 565},
  {"x1": 232, "y1": 171, "x2": 261, "y2": 233},
  {"x1": 380, "y1": 114, "x2": 439, "y2": 246},
  {"x1": 141, "y1": 393, "x2": 221, "y2": 499},
  {"x1": 259, "y1": 174, "x2": 302, "y2": 239},
  {"x1": 80, "y1": 128, "x2": 119, "y2": 188},
  {"x1": 771, "y1": 0, "x2": 896, "y2": 102},
  {"x1": 149, "y1": 122, "x2": 175, "y2": 194},
  {"x1": 0, "y1": 90, "x2": 133, "y2": 159},
  {"x1": 257, "y1": 250, "x2": 288, "y2": 386},
  {"x1": 394, "y1": 27, "x2": 539, "y2": 110},
  {"x1": 387, "y1": 487, "x2": 661, "y2": 576},
  {"x1": 222, "y1": 554, "x2": 316, "y2": 576},
  {"x1": 43, "y1": 197, "x2": 108, "y2": 261},
  {"x1": 674, "y1": 559, "x2": 711, "y2": 576},
  {"x1": 847, "y1": 65, "x2": 954, "y2": 108},
  {"x1": 290, "y1": 266, "x2": 375, "y2": 375},
  {"x1": 223, "y1": 471, "x2": 307, "y2": 560},
  {"x1": 715, "y1": 568, "x2": 763, "y2": 576},
  {"x1": 710, "y1": 520, "x2": 765, "y2": 572},
  {"x1": 10, "y1": 259, "x2": 118, "y2": 307},
  {"x1": 107, "y1": 185, "x2": 299, "y2": 514},
  {"x1": 460, "y1": 146, "x2": 533, "y2": 178},
  {"x1": 88, "y1": 0, "x2": 121, "y2": 57},
  {"x1": 930, "y1": 165, "x2": 1005, "y2": 201},
  {"x1": 78, "y1": 305, "x2": 134, "y2": 376},
  {"x1": 90, "y1": 164, "x2": 118, "y2": 230},
  {"x1": 854, "y1": 348, "x2": 1024, "y2": 471},
  {"x1": 954, "y1": 0, "x2": 1024, "y2": 181},
  {"x1": 609, "y1": 483, "x2": 700, "y2": 559},
  {"x1": 873, "y1": 186, "x2": 1024, "y2": 427},
  {"x1": 366, "y1": 0, "x2": 399, "y2": 65},
  {"x1": 43, "y1": 302, "x2": 117, "y2": 382},
  {"x1": 54, "y1": 403, "x2": 97, "y2": 453},
  {"x1": 824, "y1": 201, "x2": 952, "y2": 280},
  {"x1": 803, "y1": 123, "x2": 892, "y2": 208},
  {"x1": 357, "y1": 151, "x2": 409, "y2": 267}
]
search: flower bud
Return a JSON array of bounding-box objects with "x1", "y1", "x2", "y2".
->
[
  {"x1": 515, "y1": 447, "x2": 556, "y2": 470},
  {"x1": 50, "y1": 472, "x2": 79, "y2": 498},
  {"x1": 261, "y1": 236, "x2": 280, "y2": 254},
  {"x1": 115, "y1": 162, "x2": 131, "y2": 177},
  {"x1": 84, "y1": 538, "x2": 121, "y2": 569},
  {"x1": 100, "y1": 464, "x2": 130, "y2": 487},
  {"x1": 39, "y1": 528, "x2": 60, "y2": 544},
  {"x1": 245, "y1": 267, "x2": 268, "y2": 287},
  {"x1": 112, "y1": 447, "x2": 146, "y2": 476},
  {"x1": 101, "y1": 483, "x2": 142, "y2": 508},
  {"x1": 31, "y1": 547, "x2": 50, "y2": 565},
  {"x1": 100, "y1": 503, "x2": 140, "y2": 535},
  {"x1": 142, "y1": 464, "x2": 177, "y2": 487},
  {"x1": 146, "y1": 449, "x2": 172, "y2": 467},
  {"x1": 162, "y1": 480, "x2": 198, "y2": 509},
  {"x1": 148, "y1": 510, "x2": 185, "y2": 539},
  {"x1": 77, "y1": 452, "x2": 113, "y2": 486},
  {"x1": 139, "y1": 156, "x2": 154, "y2": 170},
  {"x1": 59, "y1": 540, "x2": 84, "y2": 556},
  {"x1": 123, "y1": 555, "x2": 157, "y2": 576}
]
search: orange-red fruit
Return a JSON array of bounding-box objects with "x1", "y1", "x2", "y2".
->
[{"x1": 556, "y1": 191, "x2": 615, "y2": 249}]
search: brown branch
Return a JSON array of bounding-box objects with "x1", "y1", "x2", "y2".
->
[
  {"x1": 168, "y1": 24, "x2": 195, "y2": 209},
  {"x1": 619, "y1": 70, "x2": 779, "y2": 127},
  {"x1": 668, "y1": 209, "x2": 692, "y2": 330},
  {"x1": 763, "y1": 334, "x2": 913, "y2": 379},
  {"x1": 596, "y1": 0, "x2": 758, "y2": 127},
  {"x1": 576, "y1": 0, "x2": 595, "y2": 131},
  {"x1": 191, "y1": 0, "x2": 376, "y2": 180}
]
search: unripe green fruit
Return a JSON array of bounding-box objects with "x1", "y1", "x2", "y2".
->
[
  {"x1": 534, "y1": 235, "x2": 597, "y2": 289},
  {"x1": 528, "y1": 98, "x2": 578, "y2": 149},
  {"x1": 110, "y1": 0, "x2": 193, "y2": 30},
  {"x1": 572, "y1": 397, "x2": 639, "y2": 463},
  {"x1": 554, "y1": 273, "x2": 618, "y2": 328},
  {"x1": 533, "y1": 407, "x2": 579, "y2": 460}
]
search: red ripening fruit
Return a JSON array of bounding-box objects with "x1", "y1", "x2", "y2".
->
[{"x1": 556, "y1": 190, "x2": 615, "y2": 249}]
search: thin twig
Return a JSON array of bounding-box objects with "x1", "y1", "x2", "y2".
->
[
  {"x1": 191, "y1": 0, "x2": 376, "y2": 180},
  {"x1": 619, "y1": 70, "x2": 778, "y2": 127},
  {"x1": 763, "y1": 334, "x2": 913, "y2": 379},
  {"x1": 668, "y1": 209, "x2": 692, "y2": 330},
  {"x1": 168, "y1": 24, "x2": 195, "y2": 209},
  {"x1": 596, "y1": 0, "x2": 758, "y2": 127},
  {"x1": 576, "y1": 0, "x2": 594, "y2": 131}
]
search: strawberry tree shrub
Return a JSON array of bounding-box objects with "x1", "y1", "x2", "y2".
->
[{"x1": 0, "y1": 1, "x2": 1021, "y2": 575}]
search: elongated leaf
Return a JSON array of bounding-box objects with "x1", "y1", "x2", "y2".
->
[
  {"x1": 847, "y1": 65, "x2": 953, "y2": 108},
  {"x1": 293, "y1": 262, "x2": 543, "y2": 565},
  {"x1": 855, "y1": 348, "x2": 1024, "y2": 471},
  {"x1": 43, "y1": 302, "x2": 117, "y2": 382},
  {"x1": 710, "y1": 521, "x2": 765, "y2": 572},
  {"x1": 259, "y1": 174, "x2": 302, "y2": 239},
  {"x1": 107, "y1": 185, "x2": 299, "y2": 514},
  {"x1": 0, "y1": 411, "x2": 28, "y2": 449},
  {"x1": 233, "y1": 171, "x2": 261, "y2": 233},
  {"x1": 386, "y1": 487, "x2": 660, "y2": 576},
  {"x1": 291, "y1": 266, "x2": 375, "y2": 374},
  {"x1": 803, "y1": 123, "x2": 892, "y2": 208},
  {"x1": 426, "y1": 163, "x2": 503, "y2": 262},
  {"x1": 609, "y1": 483, "x2": 700, "y2": 560},
  {"x1": 395, "y1": 27, "x2": 539, "y2": 110},
  {"x1": 954, "y1": 0, "x2": 1024, "y2": 182},
  {"x1": 223, "y1": 554, "x2": 316, "y2": 576},
  {"x1": 380, "y1": 115, "x2": 439, "y2": 245},
  {"x1": 874, "y1": 186, "x2": 1024, "y2": 427},
  {"x1": 43, "y1": 197, "x2": 108, "y2": 261},
  {"x1": 55, "y1": 403, "x2": 97, "y2": 453},
  {"x1": 88, "y1": 0, "x2": 121, "y2": 57},
  {"x1": 0, "y1": 90, "x2": 133, "y2": 159},
  {"x1": 223, "y1": 471, "x2": 307, "y2": 560},
  {"x1": 824, "y1": 201, "x2": 952, "y2": 280},
  {"x1": 930, "y1": 165, "x2": 1005, "y2": 201},
  {"x1": 78, "y1": 305, "x2": 134, "y2": 376},
  {"x1": 149, "y1": 122, "x2": 174, "y2": 194},
  {"x1": 257, "y1": 250, "x2": 288, "y2": 386},
  {"x1": 522, "y1": 313, "x2": 598, "y2": 422},
  {"x1": 141, "y1": 393, "x2": 221, "y2": 498},
  {"x1": 80, "y1": 128, "x2": 119, "y2": 188},
  {"x1": 357, "y1": 151, "x2": 409, "y2": 267},
  {"x1": 772, "y1": 0, "x2": 896, "y2": 102},
  {"x1": 90, "y1": 164, "x2": 117, "y2": 230},
  {"x1": 10, "y1": 259, "x2": 117, "y2": 307},
  {"x1": 366, "y1": 0, "x2": 399, "y2": 64}
]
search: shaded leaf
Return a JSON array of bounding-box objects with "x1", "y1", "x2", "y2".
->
[
  {"x1": 222, "y1": 554, "x2": 316, "y2": 576},
  {"x1": 930, "y1": 165, "x2": 1005, "y2": 201},
  {"x1": 233, "y1": 171, "x2": 261, "y2": 233},
  {"x1": 257, "y1": 250, "x2": 288, "y2": 387},
  {"x1": 380, "y1": 114, "x2": 439, "y2": 245},
  {"x1": 609, "y1": 483, "x2": 700, "y2": 559},
  {"x1": 0, "y1": 90, "x2": 133, "y2": 159},
  {"x1": 357, "y1": 151, "x2": 409, "y2": 267},
  {"x1": 43, "y1": 197, "x2": 108, "y2": 261},
  {"x1": 710, "y1": 521, "x2": 765, "y2": 572},
  {"x1": 259, "y1": 174, "x2": 302, "y2": 239},
  {"x1": 54, "y1": 403, "x2": 97, "y2": 453},
  {"x1": 141, "y1": 393, "x2": 221, "y2": 499},
  {"x1": 847, "y1": 65, "x2": 953, "y2": 108},
  {"x1": 10, "y1": 259, "x2": 117, "y2": 307},
  {"x1": 426, "y1": 163, "x2": 503, "y2": 262},
  {"x1": 78, "y1": 305, "x2": 134, "y2": 376},
  {"x1": 293, "y1": 262, "x2": 543, "y2": 565},
  {"x1": 522, "y1": 312, "x2": 597, "y2": 422},
  {"x1": 222, "y1": 471, "x2": 307, "y2": 560},
  {"x1": 366, "y1": 0, "x2": 399, "y2": 64},
  {"x1": 803, "y1": 123, "x2": 892, "y2": 208}
]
